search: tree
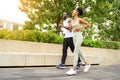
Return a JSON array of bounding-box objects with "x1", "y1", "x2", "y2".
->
[
  {"x1": 19, "y1": 0, "x2": 120, "y2": 41},
  {"x1": 78, "y1": 0, "x2": 120, "y2": 41},
  {"x1": 95, "y1": 0, "x2": 120, "y2": 41},
  {"x1": 19, "y1": 0, "x2": 76, "y2": 34}
]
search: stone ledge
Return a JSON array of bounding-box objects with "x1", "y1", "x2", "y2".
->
[
  {"x1": 0, "y1": 52, "x2": 101, "y2": 66},
  {"x1": 0, "y1": 39, "x2": 120, "y2": 66}
]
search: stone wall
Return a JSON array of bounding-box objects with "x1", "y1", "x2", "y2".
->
[{"x1": 0, "y1": 39, "x2": 120, "y2": 66}]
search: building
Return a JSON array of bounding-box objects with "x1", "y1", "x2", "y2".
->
[{"x1": 0, "y1": 19, "x2": 22, "y2": 30}]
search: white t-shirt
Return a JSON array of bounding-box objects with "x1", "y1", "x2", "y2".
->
[{"x1": 62, "y1": 18, "x2": 73, "y2": 38}]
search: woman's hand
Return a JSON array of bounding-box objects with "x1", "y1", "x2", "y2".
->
[{"x1": 74, "y1": 26, "x2": 83, "y2": 32}]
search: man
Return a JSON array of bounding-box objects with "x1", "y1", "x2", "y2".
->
[{"x1": 56, "y1": 12, "x2": 82, "y2": 69}]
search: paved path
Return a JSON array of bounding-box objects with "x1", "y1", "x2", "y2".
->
[{"x1": 0, "y1": 64, "x2": 120, "y2": 80}]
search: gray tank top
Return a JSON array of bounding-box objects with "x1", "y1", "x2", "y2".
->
[{"x1": 72, "y1": 19, "x2": 81, "y2": 30}]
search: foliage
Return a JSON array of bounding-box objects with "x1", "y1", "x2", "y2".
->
[
  {"x1": 82, "y1": 39, "x2": 120, "y2": 49},
  {"x1": 0, "y1": 30, "x2": 63, "y2": 44},
  {"x1": 22, "y1": 21, "x2": 36, "y2": 30},
  {"x1": 82, "y1": 39, "x2": 106, "y2": 48},
  {"x1": 81, "y1": 0, "x2": 120, "y2": 41},
  {"x1": 0, "y1": 30, "x2": 8, "y2": 38},
  {"x1": 19, "y1": 0, "x2": 120, "y2": 42},
  {"x1": 19, "y1": 0, "x2": 76, "y2": 35},
  {"x1": 0, "y1": 30, "x2": 119, "y2": 49}
]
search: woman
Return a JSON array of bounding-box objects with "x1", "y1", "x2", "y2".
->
[
  {"x1": 66, "y1": 7, "x2": 91, "y2": 75},
  {"x1": 56, "y1": 12, "x2": 82, "y2": 69}
]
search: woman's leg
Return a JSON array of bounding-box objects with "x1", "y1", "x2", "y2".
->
[
  {"x1": 74, "y1": 32, "x2": 90, "y2": 72},
  {"x1": 73, "y1": 32, "x2": 83, "y2": 67},
  {"x1": 66, "y1": 32, "x2": 90, "y2": 75}
]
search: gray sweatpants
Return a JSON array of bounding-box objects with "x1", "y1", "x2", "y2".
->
[{"x1": 73, "y1": 32, "x2": 86, "y2": 66}]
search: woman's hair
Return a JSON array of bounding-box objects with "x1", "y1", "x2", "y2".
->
[{"x1": 76, "y1": 6, "x2": 84, "y2": 16}]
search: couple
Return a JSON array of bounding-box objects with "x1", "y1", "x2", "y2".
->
[{"x1": 56, "y1": 6, "x2": 91, "y2": 75}]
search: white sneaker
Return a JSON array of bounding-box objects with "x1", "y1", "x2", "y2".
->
[
  {"x1": 66, "y1": 68, "x2": 76, "y2": 75},
  {"x1": 84, "y1": 64, "x2": 91, "y2": 72}
]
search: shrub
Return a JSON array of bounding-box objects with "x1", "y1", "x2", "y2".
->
[
  {"x1": 0, "y1": 30, "x2": 63, "y2": 44},
  {"x1": 0, "y1": 30, "x2": 119, "y2": 49},
  {"x1": 82, "y1": 39, "x2": 120, "y2": 49},
  {"x1": 0, "y1": 30, "x2": 8, "y2": 38},
  {"x1": 82, "y1": 39, "x2": 106, "y2": 48},
  {"x1": 105, "y1": 41, "x2": 120, "y2": 49},
  {"x1": 4, "y1": 30, "x2": 24, "y2": 40},
  {"x1": 54, "y1": 35, "x2": 63, "y2": 44},
  {"x1": 22, "y1": 30, "x2": 38, "y2": 42}
]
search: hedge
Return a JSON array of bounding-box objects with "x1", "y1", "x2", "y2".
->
[
  {"x1": 0, "y1": 30, "x2": 63, "y2": 44},
  {"x1": 82, "y1": 39, "x2": 120, "y2": 49},
  {"x1": 0, "y1": 30, "x2": 120, "y2": 49}
]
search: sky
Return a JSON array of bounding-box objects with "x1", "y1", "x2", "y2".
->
[{"x1": 0, "y1": 0, "x2": 28, "y2": 24}]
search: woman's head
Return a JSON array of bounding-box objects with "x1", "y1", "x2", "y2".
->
[{"x1": 72, "y1": 6, "x2": 83, "y2": 17}]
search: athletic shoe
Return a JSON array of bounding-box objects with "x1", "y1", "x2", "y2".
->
[
  {"x1": 66, "y1": 68, "x2": 76, "y2": 75},
  {"x1": 56, "y1": 64, "x2": 65, "y2": 69},
  {"x1": 76, "y1": 62, "x2": 82, "y2": 70},
  {"x1": 84, "y1": 64, "x2": 91, "y2": 72}
]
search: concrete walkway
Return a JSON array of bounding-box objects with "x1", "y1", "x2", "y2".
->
[{"x1": 0, "y1": 64, "x2": 120, "y2": 80}]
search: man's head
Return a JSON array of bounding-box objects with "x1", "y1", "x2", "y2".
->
[{"x1": 62, "y1": 12, "x2": 68, "y2": 20}]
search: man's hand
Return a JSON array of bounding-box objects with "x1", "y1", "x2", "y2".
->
[
  {"x1": 58, "y1": 24, "x2": 63, "y2": 27},
  {"x1": 68, "y1": 18, "x2": 72, "y2": 24}
]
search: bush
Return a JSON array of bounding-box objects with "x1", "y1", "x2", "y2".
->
[
  {"x1": 0, "y1": 30, "x2": 8, "y2": 38},
  {"x1": 4, "y1": 30, "x2": 24, "y2": 40},
  {"x1": 0, "y1": 30, "x2": 63, "y2": 44},
  {"x1": 0, "y1": 30, "x2": 119, "y2": 49},
  {"x1": 82, "y1": 39, "x2": 120, "y2": 49},
  {"x1": 82, "y1": 40, "x2": 106, "y2": 48},
  {"x1": 22, "y1": 30, "x2": 38, "y2": 42},
  {"x1": 105, "y1": 41, "x2": 120, "y2": 49}
]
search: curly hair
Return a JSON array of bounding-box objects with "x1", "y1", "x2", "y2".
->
[{"x1": 76, "y1": 6, "x2": 84, "y2": 16}]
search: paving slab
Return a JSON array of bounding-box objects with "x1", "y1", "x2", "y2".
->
[{"x1": 0, "y1": 64, "x2": 120, "y2": 80}]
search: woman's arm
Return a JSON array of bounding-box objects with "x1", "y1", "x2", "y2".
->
[
  {"x1": 79, "y1": 18, "x2": 90, "y2": 28},
  {"x1": 74, "y1": 18, "x2": 90, "y2": 32}
]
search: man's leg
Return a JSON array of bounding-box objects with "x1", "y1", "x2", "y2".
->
[
  {"x1": 56, "y1": 38, "x2": 68, "y2": 69},
  {"x1": 61, "y1": 38, "x2": 68, "y2": 64}
]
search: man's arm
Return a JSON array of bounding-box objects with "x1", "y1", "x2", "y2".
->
[{"x1": 58, "y1": 18, "x2": 72, "y2": 30}]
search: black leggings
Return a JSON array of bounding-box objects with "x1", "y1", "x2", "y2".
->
[{"x1": 61, "y1": 37, "x2": 81, "y2": 64}]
